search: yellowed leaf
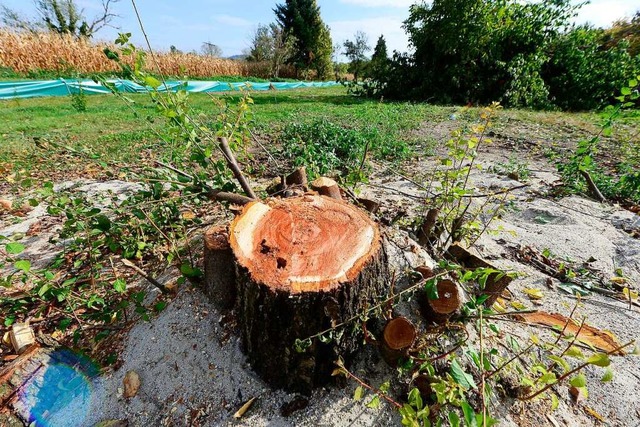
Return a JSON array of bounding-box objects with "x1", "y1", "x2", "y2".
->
[
  {"x1": 510, "y1": 300, "x2": 527, "y2": 310},
  {"x1": 233, "y1": 397, "x2": 256, "y2": 419},
  {"x1": 492, "y1": 297, "x2": 506, "y2": 313},
  {"x1": 523, "y1": 288, "x2": 544, "y2": 300},
  {"x1": 584, "y1": 406, "x2": 606, "y2": 422},
  {"x1": 611, "y1": 276, "x2": 627, "y2": 285},
  {"x1": 622, "y1": 287, "x2": 638, "y2": 300}
]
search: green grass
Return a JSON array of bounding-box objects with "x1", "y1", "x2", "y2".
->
[{"x1": 0, "y1": 85, "x2": 638, "y2": 197}]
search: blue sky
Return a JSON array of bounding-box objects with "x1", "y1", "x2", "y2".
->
[{"x1": 2, "y1": 0, "x2": 638, "y2": 58}]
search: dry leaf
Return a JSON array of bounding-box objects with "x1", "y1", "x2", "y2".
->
[
  {"x1": 181, "y1": 210, "x2": 196, "y2": 220},
  {"x1": 123, "y1": 370, "x2": 141, "y2": 398},
  {"x1": 26, "y1": 221, "x2": 42, "y2": 236},
  {"x1": 233, "y1": 396, "x2": 256, "y2": 419},
  {"x1": 584, "y1": 406, "x2": 606, "y2": 422},
  {"x1": 569, "y1": 386, "x2": 587, "y2": 403},
  {"x1": 0, "y1": 199, "x2": 12, "y2": 211},
  {"x1": 517, "y1": 311, "x2": 625, "y2": 355},
  {"x1": 610, "y1": 276, "x2": 627, "y2": 285}
]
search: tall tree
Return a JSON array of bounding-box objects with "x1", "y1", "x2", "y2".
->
[
  {"x1": 247, "y1": 24, "x2": 272, "y2": 62},
  {"x1": 0, "y1": 0, "x2": 120, "y2": 38},
  {"x1": 343, "y1": 31, "x2": 370, "y2": 81},
  {"x1": 247, "y1": 23, "x2": 296, "y2": 77},
  {"x1": 201, "y1": 42, "x2": 222, "y2": 57},
  {"x1": 273, "y1": 0, "x2": 333, "y2": 79},
  {"x1": 368, "y1": 34, "x2": 390, "y2": 80}
]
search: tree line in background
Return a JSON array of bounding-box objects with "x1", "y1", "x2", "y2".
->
[
  {"x1": 362, "y1": 0, "x2": 640, "y2": 111},
  {"x1": 1, "y1": 0, "x2": 639, "y2": 110}
]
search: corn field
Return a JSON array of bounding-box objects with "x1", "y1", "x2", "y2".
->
[{"x1": 0, "y1": 30, "x2": 296, "y2": 79}]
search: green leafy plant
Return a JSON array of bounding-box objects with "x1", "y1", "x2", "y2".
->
[
  {"x1": 557, "y1": 77, "x2": 640, "y2": 205},
  {"x1": 69, "y1": 84, "x2": 87, "y2": 112}
]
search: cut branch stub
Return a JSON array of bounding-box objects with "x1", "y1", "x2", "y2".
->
[
  {"x1": 380, "y1": 317, "x2": 417, "y2": 366},
  {"x1": 229, "y1": 195, "x2": 389, "y2": 394},
  {"x1": 421, "y1": 279, "x2": 462, "y2": 324},
  {"x1": 310, "y1": 177, "x2": 342, "y2": 200},
  {"x1": 285, "y1": 167, "x2": 309, "y2": 191}
]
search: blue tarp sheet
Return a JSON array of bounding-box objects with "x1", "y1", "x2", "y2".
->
[{"x1": 0, "y1": 79, "x2": 339, "y2": 99}]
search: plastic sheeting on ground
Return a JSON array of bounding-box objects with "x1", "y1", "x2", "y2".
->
[{"x1": 0, "y1": 78, "x2": 339, "y2": 99}]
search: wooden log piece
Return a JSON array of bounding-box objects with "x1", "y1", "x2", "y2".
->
[
  {"x1": 380, "y1": 317, "x2": 417, "y2": 366},
  {"x1": 420, "y1": 279, "x2": 462, "y2": 324},
  {"x1": 417, "y1": 208, "x2": 440, "y2": 246},
  {"x1": 229, "y1": 195, "x2": 389, "y2": 394},
  {"x1": 204, "y1": 225, "x2": 236, "y2": 310},
  {"x1": 310, "y1": 177, "x2": 342, "y2": 200},
  {"x1": 285, "y1": 167, "x2": 309, "y2": 191},
  {"x1": 447, "y1": 243, "x2": 513, "y2": 306}
]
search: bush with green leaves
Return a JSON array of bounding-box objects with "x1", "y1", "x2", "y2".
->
[
  {"x1": 279, "y1": 118, "x2": 368, "y2": 179},
  {"x1": 543, "y1": 26, "x2": 640, "y2": 111},
  {"x1": 374, "y1": 0, "x2": 638, "y2": 110},
  {"x1": 556, "y1": 78, "x2": 640, "y2": 204}
]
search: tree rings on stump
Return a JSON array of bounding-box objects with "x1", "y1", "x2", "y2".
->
[
  {"x1": 380, "y1": 316, "x2": 417, "y2": 366},
  {"x1": 421, "y1": 279, "x2": 463, "y2": 324},
  {"x1": 229, "y1": 195, "x2": 389, "y2": 394}
]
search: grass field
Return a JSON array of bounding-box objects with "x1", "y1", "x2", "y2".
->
[{"x1": 1, "y1": 85, "x2": 637, "y2": 195}]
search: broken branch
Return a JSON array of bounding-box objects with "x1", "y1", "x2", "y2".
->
[{"x1": 218, "y1": 137, "x2": 258, "y2": 199}]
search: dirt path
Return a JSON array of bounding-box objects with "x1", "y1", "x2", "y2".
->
[{"x1": 2, "y1": 122, "x2": 639, "y2": 426}]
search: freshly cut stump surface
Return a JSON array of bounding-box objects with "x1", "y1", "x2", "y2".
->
[{"x1": 229, "y1": 195, "x2": 389, "y2": 394}]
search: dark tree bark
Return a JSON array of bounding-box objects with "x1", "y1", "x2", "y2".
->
[{"x1": 228, "y1": 195, "x2": 390, "y2": 394}]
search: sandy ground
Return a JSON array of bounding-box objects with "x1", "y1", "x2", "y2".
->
[{"x1": 1, "y1": 126, "x2": 640, "y2": 426}]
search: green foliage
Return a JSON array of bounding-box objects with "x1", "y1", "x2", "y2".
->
[
  {"x1": 247, "y1": 23, "x2": 297, "y2": 78},
  {"x1": 602, "y1": 12, "x2": 640, "y2": 57},
  {"x1": 490, "y1": 156, "x2": 530, "y2": 181},
  {"x1": 279, "y1": 118, "x2": 369, "y2": 179},
  {"x1": 557, "y1": 78, "x2": 640, "y2": 204},
  {"x1": 420, "y1": 103, "x2": 508, "y2": 256},
  {"x1": 543, "y1": 26, "x2": 640, "y2": 111},
  {"x1": 69, "y1": 85, "x2": 87, "y2": 112},
  {"x1": 381, "y1": 0, "x2": 577, "y2": 105},
  {"x1": 373, "y1": 0, "x2": 636, "y2": 110},
  {"x1": 366, "y1": 34, "x2": 391, "y2": 84}
]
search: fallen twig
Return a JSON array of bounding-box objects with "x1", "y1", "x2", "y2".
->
[
  {"x1": 121, "y1": 258, "x2": 171, "y2": 294},
  {"x1": 579, "y1": 170, "x2": 606, "y2": 203}
]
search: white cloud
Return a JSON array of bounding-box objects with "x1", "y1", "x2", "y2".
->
[
  {"x1": 328, "y1": 16, "x2": 411, "y2": 58},
  {"x1": 212, "y1": 14, "x2": 253, "y2": 27},
  {"x1": 573, "y1": 0, "x2": 637, "y2": 28},
  {"x1": 339, "y1": 0, "x2": 416, "y2": 7}
]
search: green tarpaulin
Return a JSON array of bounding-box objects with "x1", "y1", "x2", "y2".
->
[{"x1": 0, "y1": 79, "x2": 339, "y2": 99}]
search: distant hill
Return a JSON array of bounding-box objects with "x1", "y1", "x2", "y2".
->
[{"x1": 227, "y1": 54, "x2": 248, "y2": 61}]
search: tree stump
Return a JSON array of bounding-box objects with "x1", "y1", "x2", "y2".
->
[
  {"x1": 229, "y1": 195, "x2": 389, "y2": 394},
  {"x1": 420, "y1": 279, "x2": 463, "y2": 324}
]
